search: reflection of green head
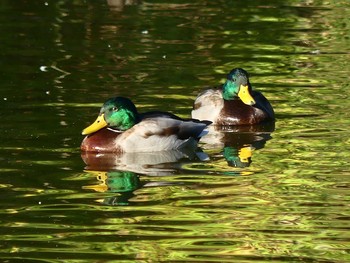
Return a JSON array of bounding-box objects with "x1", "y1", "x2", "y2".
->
[
  {"x1": 223, "y1": 146, "x2": 252, "y2": 168},
  {"x1": 106, "y1": 171, "x2": 140, "y2": 192}
]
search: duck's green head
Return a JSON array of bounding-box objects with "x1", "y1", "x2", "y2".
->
[
  {"x1": 82, "y1": 97, "x2": 138, "y2": 135},
  {"x1": 222, "y1": 68, "x2": 256, "y2": 105}
]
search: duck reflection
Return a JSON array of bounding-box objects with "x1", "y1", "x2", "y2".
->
[
  {"x1": 82, "y1": 170, "x2": 141, "y2": 205},
  {"x1": 200, "y1": 121, "x2": 275, "y2": 168},
  {"x1": 81, "y1": 149, "x2": 207, "y2": 175},
  {"x1": 81, "y1": 149, "x2": 208, "y2": 205},
  {"x1": 107, "y1": 0, "x2": 141, "y2": 12}
]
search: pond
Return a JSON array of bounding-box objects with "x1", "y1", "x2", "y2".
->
[{"x1": 1, "y1": 0, "x2": 350, "y2": 262}]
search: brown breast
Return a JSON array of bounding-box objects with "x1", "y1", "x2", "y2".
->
[
  {"x1": 80, "y1": 127, "x2": 122, "y2": 153},
  {"x1": 217, "y1": 99, "x2": 270, "y2": 125}
]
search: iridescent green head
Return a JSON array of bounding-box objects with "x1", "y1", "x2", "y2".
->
[
  {"x1": 82, "y1": 97, "x2": 138, "y2": 135},
  {"x1": 222, "y1": 68, "x2": 256, "y2": 105}
]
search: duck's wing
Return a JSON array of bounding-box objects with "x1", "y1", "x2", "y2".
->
[
  {"x1": 191, "y1": 88, "x2": 224, "y2": 122},
  {"x1": 139, "y1": 111, "x2": 183, "y2": 121},
  {"x1": 117, "y1": 117, "x2": 209, "y2": 152},
  {"x1": 253, "y1": 91, "x2": 275, "y2": 120},
  {"x1": 140, "y1": 111, "x2": 212, "y2": 125}
]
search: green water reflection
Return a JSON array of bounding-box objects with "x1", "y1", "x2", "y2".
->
[{"x1": 1, "y1": 0, "x2": 350, "y2": 262}]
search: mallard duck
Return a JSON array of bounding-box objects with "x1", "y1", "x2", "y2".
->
[
  {"x1": 191, "y1": 68, "x2": 274, "y2": 125},
  {"x1": 81, "y1": 97, "x2": 211, "y2": 153}
]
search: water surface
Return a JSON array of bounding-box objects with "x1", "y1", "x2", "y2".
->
[{"x1": 1, "y1": 0, "x2": 350, "y2": 262}]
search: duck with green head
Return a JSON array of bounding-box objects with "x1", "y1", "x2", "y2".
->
[
  {"x1": 191, "y1": 68, "x2": 274, "y2": 125},
  {"x1": 81, "y1": 97, "x2": 211, "y2": 153}
]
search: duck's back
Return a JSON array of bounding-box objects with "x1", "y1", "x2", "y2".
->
[
  {"x1": 115, "y1": 117, "x2": 209, "y2": 152},
  {"x1": 191, "y1": 88, "x2": 224, "y2": 123}
]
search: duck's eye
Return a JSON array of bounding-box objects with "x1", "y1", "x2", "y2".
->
[
  {"x1": 109, "y1": 107, "x2": 118, "y2": 112},
  {"x1": 232, "y1": 78, "x2": 236, "y2": 82}
]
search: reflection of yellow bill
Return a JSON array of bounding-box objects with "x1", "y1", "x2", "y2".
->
[
  {"x1": 82, "y1": 171, "x2": 108, "y2": 192},
  {"x1": 239, "y1": 146, "x2": 254, "y2": 163},
  {"x1": 82, "y1": 114, "x2": 108, "y2": 135},
  {"x1": 238, "y1": 85, "x2": 256, "y2": 105}
]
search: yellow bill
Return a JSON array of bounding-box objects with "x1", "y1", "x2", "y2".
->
[
  {"x1": 238, "y1": 85, "x2": 256, "y2": 105},
  {"x1": 238, "y1": 146, "x2": 253, "y2": 163},
  {"x1": 82, "y1": 114, "x2": 107, "y2": 135}
]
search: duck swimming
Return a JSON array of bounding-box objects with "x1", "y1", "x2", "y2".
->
[
  {"x1": 191, "y1": 68, "x2": 274, "y2": 125},
  {"x1": 81, "y1": 97, "x2": 211, "y2": 153}
]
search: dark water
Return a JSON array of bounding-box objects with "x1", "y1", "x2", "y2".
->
[{"x1": 1, "y1": 0, "x2": 350, "y2": 262}]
